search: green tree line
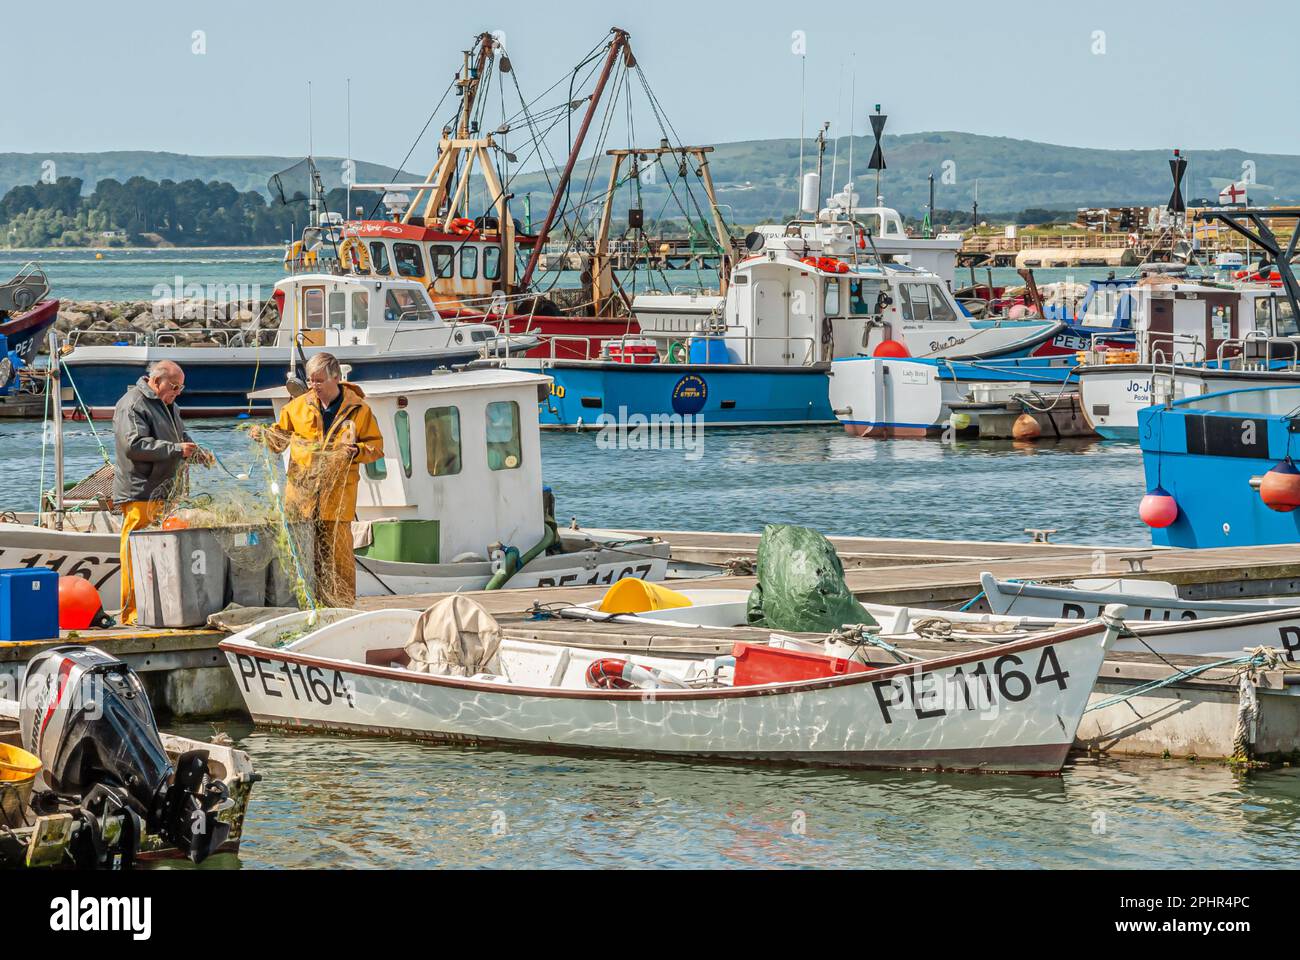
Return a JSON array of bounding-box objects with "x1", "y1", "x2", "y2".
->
[{"x1": 0, "y1": 176, "x2": 381, "y2": 247}]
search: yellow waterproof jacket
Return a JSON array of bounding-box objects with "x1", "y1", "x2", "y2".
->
[{"x1": 267, "y1": 382, "x2": 384, "y2": 522}]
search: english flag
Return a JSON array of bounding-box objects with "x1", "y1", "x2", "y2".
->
[{"x1": 1219, "y1": 180, "x2": 1249, "y2": 205}]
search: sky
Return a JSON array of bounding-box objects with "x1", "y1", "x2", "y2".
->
[{"x1": 6, "y1": 0, "x2": 1300, "y2": 164}]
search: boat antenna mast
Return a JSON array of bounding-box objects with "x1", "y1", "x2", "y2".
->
[{"x1": 519, "y1": 27, "x2": 632, "y2": 291}]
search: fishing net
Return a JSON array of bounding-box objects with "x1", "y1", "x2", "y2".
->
[
  {"x1": 267, "y1": 158, "x2": 315, "y2": 207},
  {"x1": 745, "y1": 524, "x2": 878, "y2": 634},
  {"x1": 144, "y1": 422, "x2": 364, "y2": 615}
]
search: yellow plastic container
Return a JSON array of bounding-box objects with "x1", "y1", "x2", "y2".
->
[
  {"x1": 598, "y1": 578, "x2": 693, "y2": 614},
  {"x1": 0, "y1": 742, "x2": 41, "y2": 825}
]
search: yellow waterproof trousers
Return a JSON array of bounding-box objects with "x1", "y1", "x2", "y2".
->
[
  {"x1": 118, "y1": 500, "x2": 165, "y2": 625},
  {"x1": 315, "y1": 520, "x2": 356, "y2": 607}
]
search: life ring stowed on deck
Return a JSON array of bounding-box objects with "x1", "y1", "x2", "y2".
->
[{"x1": 585, "y1": 658, "x2": 662, "y2": 690}]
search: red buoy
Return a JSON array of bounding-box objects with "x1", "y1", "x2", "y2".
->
[
  {"x1": 1260, "y1": 458, "x2": 1300, "y2": 512},
  {"x1": 1139, "y1": 487, "x2": 1179, "y2": 528},
  {"x1": 58, "y1": 576, "x2": 107, "y2": 630},
  {"x1": 1011, "y1": 414, "x2": 1042, "y2": 441},
  {"x1": 873, "y1": 339, "x2": 910, "y2": 358}
]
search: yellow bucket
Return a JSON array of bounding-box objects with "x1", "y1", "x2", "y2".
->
[
  {"x1": 598, "y1": 578, "x2": 693, "y2": 614},
  {"x1": 0, "y1": 742, "x2": 41, "y2": 825}
]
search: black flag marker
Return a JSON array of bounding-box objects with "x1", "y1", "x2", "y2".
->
[
  {"x1": 868, "y1": 105, "x2": 887, "y2": 172},
  {"x1": 1168, "y1": 148, "x2": 1187, "y2": 214}
]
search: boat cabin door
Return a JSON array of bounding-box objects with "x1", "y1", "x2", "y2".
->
[
  {"x1": 752, "y1": 278, "x2": 791, "y2": 365},
  {"x1": 298, "y1": 285, "x2": 327, "y2": 347}
]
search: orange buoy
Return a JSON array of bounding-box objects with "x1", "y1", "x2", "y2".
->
[
  {"x1": 1139, "y1": 487, "x2": 1179, "y2": 528},
  {"x1": 1011, "y1": 414, "x2": 1042, "y2": 441},
  {"x1": 873, "y1": 339, "x2": 910, "y2": 358},
  {"x1": 58, "y1": 576, "x2": 107, "y2": 630},
  {"x1": 162, "y1": 516, "x2": 189, "y2": 531},
  {"x1": 1260, "y1": 458, "x2": 1300, "y2": 512}
]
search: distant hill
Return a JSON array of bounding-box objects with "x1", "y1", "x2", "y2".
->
[
  {"x1": 5, "y1": 133, "x2": 1298, "y2": 226},
  {"x1": 507, "y1": 132, "x2": 1300, "y2": 224},
  {"x1": 0, "y1": 152, "x2": 417, "y2": 200}
]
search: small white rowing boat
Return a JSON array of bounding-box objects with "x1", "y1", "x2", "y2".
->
[
  {"x1": 980, "y1": 572, "x2": 1300, "y2": 622},
  {"x1": 559, "y1": 586, "x2": 1300, "y2": 662},
  {"x1": 220, "y1": 600, "x2": 1123, "y2": 775}
]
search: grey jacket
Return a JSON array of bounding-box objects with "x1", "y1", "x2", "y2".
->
[{"x1": 112, "y1": 377, "x2": 193, "y2": 503}]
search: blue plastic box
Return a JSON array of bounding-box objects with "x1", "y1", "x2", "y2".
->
[{"x1": 0, "y1": 568, "x2": 60, "y2": 642}]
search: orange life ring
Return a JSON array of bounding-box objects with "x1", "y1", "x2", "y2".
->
[
  {"x1": 450, "y1": 217, "x2": 476, "y2": 235},
  {"x1": 585, "y1": 658, "x2": 658, "y2": 690}
]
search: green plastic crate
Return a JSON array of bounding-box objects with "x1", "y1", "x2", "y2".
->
[{"x1": 356, "y1": 520, "x2": 440, "y2": 565}]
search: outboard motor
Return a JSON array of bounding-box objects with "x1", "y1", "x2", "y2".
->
[{"x1": 20, "y1": 646, "x2": 230, "y2": 867}]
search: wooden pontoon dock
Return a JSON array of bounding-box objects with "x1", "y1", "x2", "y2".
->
[{"x1": 6, "y1": 530, "x2": 1299, "y2": 763}]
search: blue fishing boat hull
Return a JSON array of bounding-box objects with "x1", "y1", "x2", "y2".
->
[
  {"x1": 1138, "y1": 392, "x2": 1300, "y2": 548},
  {"x1": 61, "y1": 352, "x2": 481, "y2": 419},
  {"x1": 534, "y1": 361, "x2": 835, "y2": 427}
]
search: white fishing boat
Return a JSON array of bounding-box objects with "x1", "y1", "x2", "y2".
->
[
  {"x1": 220, "y1": 599, "x2": 1123, "y2": 775},
  {"x1": 980, "y1": 572, "x2": 1300, "y2": 623},
  {"x1": 0, "y1": 368, "x2": 669, "y2": 615},
  {"x1": 59, "y1": 273, "x2": 539, "y2": 418},
  {"x1": 250, "y1": 368, "x2": 670, "y2": 596},
  {"x1": 1075, "y1": 224, "x2": 1300, "y2": 441},
  {"x1": 559, "y1": 586, "x2": 1300, "y2": 662}
]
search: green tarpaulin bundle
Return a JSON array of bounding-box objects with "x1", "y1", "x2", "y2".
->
[{"x1": 746, "y1": 524, "x2": 878, "y2": 633}]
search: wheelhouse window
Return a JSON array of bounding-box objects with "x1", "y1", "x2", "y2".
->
[
  {"x1": 1277, "y1": 298, "x2": 1299, "y2": 338},
  {"x1": 369, "y1": 242, "x2": 391, "y2": 276},
  {"x1": 302, "y1": 288, "x2": 325, "y2": 329},
  {"x1": 394, "y1": 409, "x2": 412, "y2": 478},
  {"x1": 350, "y1": 290, "x2": 368, "y2": 330},
  {"x1": 424, "y1": 406, "x2": 462, "y2": 477},
  {"x1": 394, "y1": 242, "x2": 424, "y2": 278},
  {"x1": 483, "y1": 246, "x2": 502, "y2": 281},
  {"x1": 431, "y1": 244, "x2": 454, "y2": 278},
  {"x1": 823, "y1": 279, "x2": 841, "y2": 317},
  {"x1": 486, "y1": 401, "x2": 521, "y2": 470},
  {"x1": 927, "y1": 285, "x2": 957, "y2": 322},
  {"x1": 327, "y1": 291, "x2": 346, "y2": 329},
  {"x1": 899, "y1": 284, "x2": 930, "y2": 322},
  {"x1": 900, "y1": 283, "x2": 954, "y2": 323},
  {"x1": 849, "y1": 280, "x2": 886, "y2": 316},
  {"x1": 460, "y1": 246, "x2": 479, "y2": 279},
  {"x1": 384, "y1": 288, "x2": 434, "y2": 323}
]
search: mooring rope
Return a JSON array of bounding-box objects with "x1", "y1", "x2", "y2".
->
[{"x1": 1084, "y1": 646, "x2": 1299, "y2": 714}]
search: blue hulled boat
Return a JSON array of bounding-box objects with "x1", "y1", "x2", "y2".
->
[{"x1": 1138, "y1": 384, "x2": 1300, "y2": 547}]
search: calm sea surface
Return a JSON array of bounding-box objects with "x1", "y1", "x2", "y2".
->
[
  {"x1": 0, "y1": 245, "x2": 1123, "y2": 302},
  {"x1": 2, "y1": 249, "x2": 1295, "y2": 870}
]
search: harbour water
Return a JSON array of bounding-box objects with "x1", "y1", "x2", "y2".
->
[
  {"x1": 172, "y1": 725, "x2": 1300, "y2": 870},
  {"x1": 4, "y1": 249, "x2": 1296, "y2": 871},
  {"x1": 0, "y1": 246, "x2": 1124, "y2": 302}
]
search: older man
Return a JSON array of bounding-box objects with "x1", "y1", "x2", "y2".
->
[
  {"x1": 254, "y1": 353, "x2": 383, "y2": 605},
  {"x1": 112, "y1": 360, "x2": 202, "y2": 624}
]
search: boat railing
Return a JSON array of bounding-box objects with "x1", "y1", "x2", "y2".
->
[
  {"x1": 1147, "y1": 333, "x2": 1205, "y2": 368},
  {"x1": 1216, "y1": 332, "x2": 1300, "y2": 371},
  {"x1": 533, "y1": 331, "x2": 819, "y2": 366},
  {"x1": 64, "y1": 327, "x2": 261, "y2": 349},
  {"x1": 1150, "y1": 334, "x2": 1206, "y2": 407}
]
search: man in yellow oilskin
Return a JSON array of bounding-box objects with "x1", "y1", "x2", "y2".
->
[{"x1": 253, "y1": 353, "x2": 384, "y2": 605}]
